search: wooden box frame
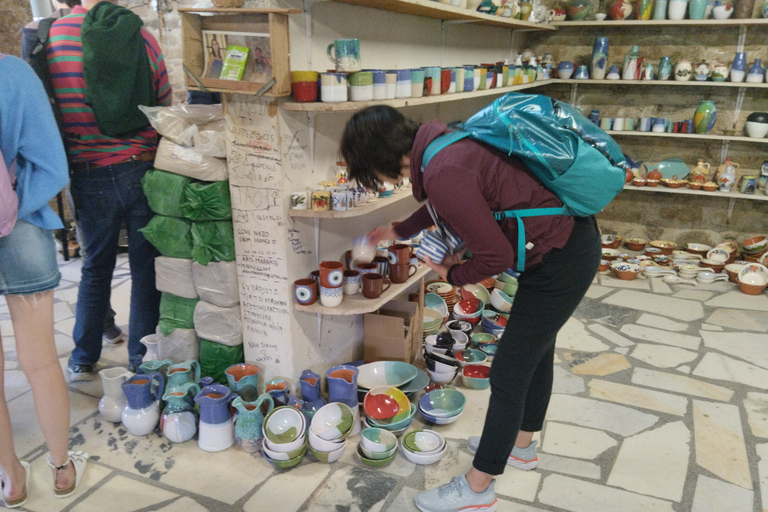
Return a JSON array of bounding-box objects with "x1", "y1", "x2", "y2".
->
[{"x1": 179, "y1": 8, "x2": 298, "y2": 97}]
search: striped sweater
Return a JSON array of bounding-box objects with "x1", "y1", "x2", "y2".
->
[{"x1": 47, "y1": 5, "x2": 171, "y2": 166}]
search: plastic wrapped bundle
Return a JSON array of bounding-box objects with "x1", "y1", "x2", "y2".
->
[
  {"x1": 190, "y1": 221, "x2": 235, "y2": 265},
  {"x1": 200, "y1": 339, "x2": 244, "y2": 384},
  {"x1": 138, "y1": 104, "x2": 223, "y2": 146},
  {"x1": 193, "y1": 119, "x2": 227, "y2": 158},
  {"x1": 193, "y1": 301, "x2": 242, "y2": 346},
  {"x1": 155, "y1": 257, "x2": 197, "y2": 299},
  {"x1": 141, "y1": 169, "x2": 191, "y2": 218},
  {"x1": 192, "y1": 261, "x2": 239, "y2": 308},
  {"x1": 139, "y1": 215, "x2": 193, "y2": 259},
  {"x1": 158, "y1": 292, "x2": 199, "y2": 336},
  {"x1": 180, "y1": 181, "x2": 232, "y2": 221},
  {"x1": 154, "y1": 138, "x2": 228, "y2": 182},
  {"x1": 156, "y1": 326, "x2": 199, "y2": 363}
]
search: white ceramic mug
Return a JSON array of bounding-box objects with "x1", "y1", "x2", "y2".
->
[
  {"x1": 290, "y1": 191, "x2": 308, "y2": 210},
  {"x1": 613, "y1": 117, "x2": 625, "y2": 131}
]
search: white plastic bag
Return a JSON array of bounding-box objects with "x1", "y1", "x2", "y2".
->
[
  {"x1": 155, "y1": 257, "x2": 198, "y2": 299},
  {"x1": 192, "y1": 261, "x2": 239, "y2": 308},
  {"x1": 139, "y1": 104, "x2": 223, "y2": 145},
  {"x1": 154, "y1": 138, "x2": 228, "y2": 182},
  {"x1": 194, "y1": 301, "x2": 242, "y2": 346},
  {"x1": 193, "y1": 119, "x2": 227, "y2": 158},
  {"x1": 156, "y1": 326, "x2": 200, "y2": 363}
]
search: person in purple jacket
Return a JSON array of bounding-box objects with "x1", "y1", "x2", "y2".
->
[{"x1": 341, "y1": 105, "x2": 601, "y2": 512}]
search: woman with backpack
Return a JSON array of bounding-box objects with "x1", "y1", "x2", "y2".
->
[
  {"x1": 341, "y1": 105, "x2": 601, "y2": 512},
  {"x1": 0, "y1": 55, "x2": 87, "y2": 508}
]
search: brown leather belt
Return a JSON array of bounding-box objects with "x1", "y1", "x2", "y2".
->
[{"x1": 70, "y1": 151, "x2": 156, "y2": 173}]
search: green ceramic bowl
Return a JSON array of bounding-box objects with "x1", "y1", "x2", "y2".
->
[
  {"x1": 263, "y1": 438, "x2": 308, "y2": 461},
  {"x1": 471, "y1": 333, "x2": 497, "y2": 346},
  {"x1": 264, "y1": 443, "x2": 306, "y2": 469},
  {"x1": 308, "y1": 440, "x2": 347, "y2": 463},
  {"x1": 357, "y1": 443, "x2": 398, "y2": 468}
]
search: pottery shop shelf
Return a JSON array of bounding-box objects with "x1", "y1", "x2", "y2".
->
[
  {"x1": 295, "y1": 265, "x2": 433, "y2": 315},
  {"x1": 557, "y1": 79, "x2": 768, "y2": 89},
  {"x1": 606, "y1": 130, "x2": 768, "y2": 144},
  {"x1": 551, "y1": 19, "x2": 768, "y2": 28},
  {"x1": 283, "y1": 80, "x2": 554, "y2": 112},
  {"x1": 622, "y1": 183, "x2": 768, "y2": 201},
  {"x1": 333, "y1": 0, "x2": 556, "y2": 29},
  {"x1": 289, "y1": 187, "x2": 417, "y2": 218}
]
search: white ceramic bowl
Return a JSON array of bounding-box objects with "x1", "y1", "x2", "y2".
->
[
  {"x1": 738, "y1": 263, "x2": 768, "y2": 286},
  {"x1": 426, "y1": 368, "x2": 458, "y2": 384},
  {"x1": 489, "y1": 288, "x2": 514, "y2": 313},
  {"x1": 310, "y1": 402, "x2": 355, "y2": 441},
  {"x1": 360, "y1": 443, "x2": 398, "y2": 460},
  {"x1": 402, "y1": 429, "x2": 446, "y2": 454},
  {"x1": 308, "y1": 439, "x2": 347, "y2": 463},
  {"x1": 361, "y1": 427, "x2": 398, "y2": 453},
  {"x1": 262, "y1": 438, "x2": 307, "y2": 460},
  {"x1": 264, "y1": 433, "x2": 306, "y2": 453},
  {"x1": 308, "y1": 427, "x2": 346, "y2": 452},
  {"x1": 357, "y1": 361, "x2": 419, "y2": 389},
  {"x1": 706, "y1": 248, "x2": 731, "y2": 264},
  {"x1": 400, "y1": 441, "x2": 448, "y2": 465},
  {"x1": 262, "y1": 406, "x2": 306, "y2": 446}
]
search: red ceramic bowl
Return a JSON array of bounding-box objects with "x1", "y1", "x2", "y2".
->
[{"x1": 462, "y1": 365, "x2": 491, "y2": 379}]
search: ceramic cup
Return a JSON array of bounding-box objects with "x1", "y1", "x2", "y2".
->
[
  {"x1": 387, "y1": 243, "x2": 414, "y2": 265},
  {"x1": 343, "y1": 270, "x2": 361, "y2": 295},
  {"x1": 370, "y1": 69, "x2": 387, "y2": 100},
  {"x1": 362, "y1": 273, "x2": 391, "y2": 299},
  {"x1": 349, "y1": 71, "x2": 373, "y2": 102},
  {"x1": 385, "y1": 70, "x2": 398, "y2": 99},
  {"x1": 652, "y1": 117, "x2": 667, "y2": 133},
  {"x1": 423, "y1": 66, "x2": 441, "y2": 96},
  {"x1": 311, "y1": 190, "x2": 331, "y2": 211},
  {"x1": 327, "y1": 38, "x2": 361, "y2": 72},
  {"x1": 294, "y1": 278, "x2": 318, "y2": 305},
  {"x1": 291, "y1": 71, "x2": 319, "y2": 103},
  {"x1": 394, "y1": 69, "x2": 411, "y2": 98},
  {"x1": 310, "y1": 270, "x2": 320, "y2": 283},
  {"x1": 667, "y1": 0, "x2": 688, "y2": 20},
  {"x1": 389, "y1": 263, "x2": 417, "y2": 284},
  {"x1": 320, "y1": 284, "x2": 344, "y2": 308},
  {"x1": 600, "y1": 117, "x2": 612, "y2": 130},
  {"x1": 613, "y1": 117, "x2": 624, "y2": 131},
  {"x1": 319, "y1": 260, "x2": 345, "y2": 288},
  {"x1": 372, "y1": 255, "x2": 390, "y2": 277},
  {"x1": 356, "y1": 262, "x2": 378, "y2": 275},
  {"x1": 320, "y1": 72, "x2": 347, "y2": 103},
  {"x1": 639, "y1": 117, "x2": 652, "y2": 131},
  {"x1": 331, "y1": 189, "x2": 348, "y2": 211},
  {"x1": 410, "y1": 69, "x2": 425, "y2": 98},
  {"x1": 290, "y1": 191, "x2": 308, "y2": 210}
]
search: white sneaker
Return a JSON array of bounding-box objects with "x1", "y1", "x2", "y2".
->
[
  {"x1": 466, "y1": 437, "x2": 539, "y2": 470},
  {"x1": 414, "y1": 474, "x2": 497, "y2": 512}
]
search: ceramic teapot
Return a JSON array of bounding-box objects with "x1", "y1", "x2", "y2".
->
[
  {"x1": 98, "y1": 367, "x2": 134, "y2": 423},
  {"x1": 121, "y1": 372, "x2": 165, "y2": 436}
]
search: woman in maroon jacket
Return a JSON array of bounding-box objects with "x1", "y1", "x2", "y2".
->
[{"x1": 341, "y1": 105, "x2": 601, "y2": 512}]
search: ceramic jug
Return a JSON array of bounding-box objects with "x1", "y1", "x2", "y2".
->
[
  {"x1": 98, "y1": 367, "x2": 134, "y2": 423},
  {"x1": 194, "y1": 384, "x2": 235, "y2": 452},
  {"x1": 674, "y1": 59, "x2": 693, "y2": 81},
  {"x1": 326, "y1": 364, "x2": 359, "y2": 410},
  {"x1": 139, "y1": 334, "x2": 160, "y2": 362},
  {"x1": 225, "y1": 363, "x2": 261, "y2": 402},
  {"x1": 265, "y1": 379, "x2": 291, "y2": 406},
  {"x1": 167, "y1": 360, "x2": 201, "y2": 389},
  {"x1": 299, "y1": 369, "x2": 327, "y2": 423},
  {"x1": 121, "y1": 372, "x2": 165, "y2": 436},
  {"x1": 232, "y1": 393, "x2": 274, "y2": 453},
  {"x1": 139, "y1": 358, "x2": 174, "y2": 378},
  {"x1": 717, "y1": 158, "x2": 739, "y2": 192},
  {"x1": 161, "y1": 382, "x2": 200, "y2": 443},
  {"x1": 690, "y1": 159, "x2": 711, "y2": 182}
]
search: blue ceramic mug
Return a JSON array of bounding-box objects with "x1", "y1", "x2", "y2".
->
[{"x1": 327, "y1": 39, "x2": 361, "y2": 72}]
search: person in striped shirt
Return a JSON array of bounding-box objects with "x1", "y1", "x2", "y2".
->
[{"x1": 47, "y1": 0, "x2": 172, "y2": 381}]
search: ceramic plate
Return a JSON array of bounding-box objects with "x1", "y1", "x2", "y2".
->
[
  {"x1": 398, "y1": 368, "x2": 430, "y2": 395},
  {"x1": 357, "y1": 361, "x2": 419, "y2": 389},
  {"x1": 426, "y1": 281, "x2": 453, "y2": 295}
]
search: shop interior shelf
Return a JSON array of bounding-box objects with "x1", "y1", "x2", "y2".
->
[
  {"x1": 333, "y1": 0, "x2": 556, "y2": 29},
  {"x1": 294, "y1": 265, "x2": 433, "y2": 315},
  {"x1": 552, "y1": 19, "x2": 768, "y2": 27},
  {"x1": 557, "y1": 79, "x2": 768, "y2": 89},
  {"x1": 283, "y1": 80, "x2": 554, "y2": 112},
  {"x1": 607, "y1": 130, "x2": 768, "y2": 144},
  {"x1": 290, "y1": 187, "x2": 417, "y2": 218},
  {"x1": 622, "y1": 182, "x2": 768, "y2": 201}
]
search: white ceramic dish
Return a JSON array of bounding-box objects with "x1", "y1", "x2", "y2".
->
[
  {"x1": 738, "y1": 263, "x2": 768, "y2": 286},
  {"x1": 400, "y1": 441, "x2": 448, "y2": 465},
  {"x1": 357, "y1": 361, "x2": 419, "y2": 389},
  {"x1": 706, "y1": 248, "x2": 730, "y2": 264}
]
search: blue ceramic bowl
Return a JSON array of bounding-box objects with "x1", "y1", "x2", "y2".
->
[
  {"x1": 478, "y1": 343, "x2": 498, "y2": 358},
  {"x1": 418, "y1": 388, "x2": 466, "y2": 418},
  {"x1": 417, "y1": 406, "x2": 464, "y2": 425}
]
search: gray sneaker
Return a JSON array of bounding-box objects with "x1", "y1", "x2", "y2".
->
[
  {"x1": 467, "y1": 437, "x2": 539, "y2": 470},
  {"x1": 414, "y1": 474, "x2": 497, "y2": 512},
  {"x1": 102, "y1": 324, "x2": 124, "y2": 345}
]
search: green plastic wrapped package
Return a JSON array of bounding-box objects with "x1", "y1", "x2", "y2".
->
[
  {"x1": 191, "y1": 221, "x2": 235, "y2": 265},
  {"x1": 200, "y1": 339, "x2": 244, "y2": 384},
  {"x1": 157, "y1": 292, "x2": 199, "y2": 336},
  {"x1": 139, "y1": 215, "x2": 193, "y2": 259},
  {"x1": 180, "y1": 181, "x2": 232, "y2": 221},
  {"x1": 141, "y1": 169, "x2": 192, "y2": 217}
]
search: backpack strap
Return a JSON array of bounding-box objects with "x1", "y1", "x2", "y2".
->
[
  {"x1": 492, "y1": 207, "x2": 565, "y2": 272},
  {"x1": 421, "y1": 131, "x2": 471, "y2": 170}
]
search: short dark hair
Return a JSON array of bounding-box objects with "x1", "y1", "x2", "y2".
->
[
  {"x1": 340, "y1": 105, "x2": 418, "y2": 191},
  {"x1": 63, "y1": 0, "x2": 81, "y2": 7}
]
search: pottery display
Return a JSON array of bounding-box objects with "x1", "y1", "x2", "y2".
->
[
  {"x1": 606, "y1": 65, "x2": 621, "y2": 79},
  {"x1": 233, "y1": 393, "x2": 274, "y2": 452},
  {"x1": 121, "y1": 372, "x2": 165, "y2": 436},
  {"x1": 98, "y1": 367, "x2": 134, "y2": 423},
  {"x1": 745, "y1": 112, "x2": 768, "y2": 137},
  {"x1": 710, "y1": 62, "x2": 728, "y2": 81}
]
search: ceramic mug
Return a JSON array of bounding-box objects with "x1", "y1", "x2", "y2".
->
[
  {"x1": 362, "y1": 273, "x2": 391, "y2": 299},
  {"x1": 320, "y1": 284, "x2": 344, "y2": 308},
  {"x1": 311, "y1": 190, "x2": 331, "y2": 210},
  {"x1": 639, "y1": 117, "x2": 652, "y2": 132},
  {"x1": 387, "y1": 243, "x2": 414, "y2": 265},
  {"x1": 613, "y1": 117, "x2": 624, "y2": 131},
  {"x1": 410, "y1": 69, "x2": 425, "y2": 98},
  {"x1": 600, "y1": 117, "x2": 612, "y2": 131},
  {"x1": 389, "y1": 263, "x2": 417, "y2": 284},
  {"x1": 652, "y1": 117, "x2": 667, "y2": 132},
  {"x1": 290, "y1": 191, "x2": 308, "y2": 210},
  {"x1": 319, "y1": 260, "x2": 345, "y2": 288},
  {"x1": 327, "y1": 38, "x2": 361, "y2": 72},
  {"x1": 331, "y1": 189, "x2": 348, "y2": 211},
  {"x1": 343, "y1": 270, "x2": 361, "y2": 295},
  {"x1": 394, "y1": 69, "x2": 412, "y2": 98},
  {"x1": 293, "y1": 278, "x2": 318, "y2": 305},
  {"x1": 356, "y1": 262, "x2": 378, "y2": 275},
  {"x1": 415, "y1": 231, "x2": 449, "y2": 264},
  {"x1": 372, "y1": 255, "x2": 389, "y2": 277},
  {"x1": 290, "y1": 71, "x2": 319, "y2": 103},
  {"x1": 320, "y1": 72, "x2": 347, "y2": 103}
]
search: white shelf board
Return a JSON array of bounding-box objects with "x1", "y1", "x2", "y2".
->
[
  {"x1": 290, "y1": 187, "x2": 418, "y2": 218},
  {"x1": 607, "y1": 130, "x2": 768, "y2": 144},
  {"x1": 552, "y1": 18, "x2": 768, "y2": 27},
  {"x1": 557, "y1": 79, "x2": 768, "y2": 89},
  {"x1": 622, "y1": 182, "x2": 768, "y2": 201}
]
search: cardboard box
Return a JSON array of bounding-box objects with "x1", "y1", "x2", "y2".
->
[{"x1": 363, "y1": 300, "x2": 422, "y2": 363}]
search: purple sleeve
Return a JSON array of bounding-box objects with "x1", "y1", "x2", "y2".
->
[
  {"x1": 425, "y1": 166, "x2": 516, "y2": 286},
  {"x1": 393, "y1": 204, "x2": 434, "y2": 239}
]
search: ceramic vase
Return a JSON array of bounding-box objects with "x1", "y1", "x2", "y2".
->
[
  {"x1": 161, "y1": 382, "x2": 200, "y2": 443},
  {"x1": 689, "y1": 0, "x2": 708, "y2": 18},
  {"x1": 747, "y1": 59, "x2": 764, "y2": 83},
  {"x1": 232, "y1": 393, "x2": 274, "y2": 452},
  {"x1": 121, "y1": 372, "x2": 165, "y2": 436},
  {"x1": 98, "y1": 367, "x2": 134, "y2": 423},
  {"x1": 636, "y1": 0, "x2": 653, "y2": 18},
  {"x1": 658, "y1": 57, "x2": 672, "y2": 80},
  {"x1": 606, "y1": 65, "x2": 621, "y2": 79},
  {"x1": 557, "y1": 61, "x2": 574, "y2": 79},
  {"x1": 567, "y1": 0, "x2": 593, "y2": 19},
  {"x1": 674, "y1": 59, "x2": 693, "y2": 81},
  {"x1": 195, "y1": 384, "x2": 235, "y2": 452},
  {"x1": 694, "y1": 100, "x2": 717, "y2": 134},
  {"x1": 653, "y1": 0, "x2": 669, "y2": 17},
  {"x1": 591, "y1": 37, "x2": 610, "y2": 80},
  {"x1": 731, "y1": 52, "x2": 747, "y2": 82},
  {"x1": 622, "y1": 45, "x2": 642, "y2": 80}
]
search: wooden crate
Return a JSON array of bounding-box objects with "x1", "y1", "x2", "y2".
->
[{"x1": 179, "y1": 8, "x2": 298, "y2": 97}]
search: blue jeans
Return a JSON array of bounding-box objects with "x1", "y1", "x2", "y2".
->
[{"x1": 69, "y1": 160, "x2": 160, "y2": 366}]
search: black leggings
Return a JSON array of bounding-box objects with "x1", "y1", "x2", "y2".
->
[{"x1": 472, "y1": 215, "x2": 602, "y2": 475}]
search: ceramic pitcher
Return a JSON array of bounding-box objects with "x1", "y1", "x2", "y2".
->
[
  {"x1": 98, "y1": 367, "x2": 134, "y2": 423},
  {"x1": 326, "y1": 364, "x2": 359, "y2": 409},
  {"x1": 299, "y1": 370, "x2": 327, "y2": 424},
  {"x1": 161, "y1": 382, "x2": 200, "y2": 443},
  {"x1": 265, "y1": 379, "x2": 291, "y2": 406},
  {"x1": 194, "y1": 384, "x2": 235, "y2": 452},
  {"x1": 139, "y1": 358, "x2": 174, "y2": 378},
  {"x1": 121, "y1": 372, "x2": 165, "y2": 436},
  {"x1": 167, "y1": 360, "x2": 201, "y2": 389},
  {"x1": 139, "y1": 334, "x2": 160, "y2": 362},
  {"x1": 225, "y1": 363, "x2": 261, "y2": 402},
  {"x1": 232, "y1": 393, "x2": 274, "y2": 452}
]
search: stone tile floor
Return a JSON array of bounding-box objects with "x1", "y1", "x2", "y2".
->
[{"x1": 2, "y1": 254, "x2": 768, "y2": 511}]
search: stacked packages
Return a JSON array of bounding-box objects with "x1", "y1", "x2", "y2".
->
[{"x1": 139, "y1": 104, "x2": 244, "y2": 383}]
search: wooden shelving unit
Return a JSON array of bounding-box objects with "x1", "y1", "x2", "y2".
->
[
  {"x1": 622, "y1": 183, "x2": 768, "y2": 201},
  {"x1": 606, "y1": 130, "x2": 768, "y2": 144},
  {"x1": 295, "y1": 265, "x2": 433, "y2": 315},
  {"x1": 333, "y1": 0, "x2": 557, "y2": 29},
  {"x1": 552, "y1": 18, "x2": 768, "y2": 27}
]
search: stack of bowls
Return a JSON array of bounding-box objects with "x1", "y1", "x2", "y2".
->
[
  {"x1": 424, "y1": 352, "x2": 460, "y2": 384},
  {"x1": 400, "y1": 429, "x2": 447, "y2": 465},
  {"x1": 361, "y1": 382, "x2": 417, "y2": 436},
  {"x1": 262, "y1": 406, "x2": 308, "y2": 469},
  {"x1": 357, "y1": 427, "x2": 399, "y2": 467},
  {"x1": 455, "y1": 348, "x2": 488, "y2": 367},
  {"x1": 418, "y1": 388, "x2": 465, "y2": 424},
  {"x1": 424, "y1": 293, "x2": 449, "y2": 322},
  {"x1": 461, "y1": 364, "x2": 491, "y2": 389},
  {"x1": 426, "y1": 280, "x2": 457, "y2": 313},
  {"x1": 425, "y1": 331, "x2": 468, "y2": 355},
  {"x1": 453, "y1": 298, "x2": 485, "y2": 325},
  {"x1": 307, "y1": 402, "x2": 354, "y2": 462},
  {"x1": 481, "y1": 310, "x2": 508, "y2": 337},
  {"x1": 423, "y1": 308, "x2": 444, "y2": 338},
  {"x1": 742, "y1": 236, "x2": 768, "y2": 262},
  {"x1": 460, "y1": 283, "x2": 491, "y2": 304},
  {"x1": 446, "y1": 320, "x2": 473, "y2": 338}
]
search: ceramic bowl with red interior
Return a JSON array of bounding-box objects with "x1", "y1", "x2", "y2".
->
[
  {"x1": 461, "y1": 364, "x2": 491, "y2": 389},
  {"x1": 457, "y1": 298, "x2": 481, "y2": 315},
  {"x1": 363, "y1": 385, "x2": 411, "y2": 425}
]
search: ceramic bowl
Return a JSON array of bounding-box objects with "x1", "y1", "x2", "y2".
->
[
  {"x1": 650, "y1": 240, "x2": 677, "y2": 255},
  {"x1": 455, "y1": 348, "x2": 488, "y2": 367},
  {"x1": 423, "y1": 308, "x2": 445, "y2": 331},
  {"x1": 601, "y1": 248, "x2": 622, "y2": 261},
  {"x1": 489, "y1": 288, "x2": 514, "y2": 313},
  {"x1": 446, "y1": 320, "x2": 473, "y2": 337},
  {"x1": 738, "y1": 263, "x2": 768, "y2": 286},
  {"x1": 424, "y1": 293, "x2": 449, "y2": 321},
  {"x1": 739, "y1": 281, "x2": 767, "y2": 295},
  {"x1": 725, "y1": 263, "x2": 745, "y2": 283},
  {"x1": 743, "y1": 236, "x2": 768, "y2": 254},
  {"x1": 308, "y1": 427, "x2": 346, "y2": 452},
  {"x1": 461, "y1": 364, "x2": 491, "y2": 389},
  {"x1": 357, "y1": 361, "x2": 419, "y2": 389},
  {"x1": 400, "y1": 439, "x2": 448, "y2": 465},
  {"x1": 747, "y1": 111, "x2": 768, "y2": 123},
  {"x1": 363, "y1": 385, "x2": 411, "y2": 424},
  {"x1": 402, "y1": 429, "x2": 446, "y2": 454},
  {"x1": 309, "y1": 440, "x2": 347, "y2": 463},
  {"x1": 460, "y1": 283, "x2": 491, "y2": 304},
  {"x1": 646, "y1": 179, "x2": 660, "y2": 187},
  {"x1": 426, "y1": 367, "x2": 458, "y2": 384},
  {"x1": 263, "y1": 446, "x2": 306, "y2": 469},
  {"x1": 597, "y1": 259, "x2": 610, "y2": 272},
  {"x1": 263, "y1": 438, "x2": 308, "y2": 461},
  {"x1": 264, "y1": 433, "x2": 306, "y2": 454},
  {"x1": 357, "y1": 443, "x2": 398, "y2": 468},
  {"x1": 706, "y1": 248, "x2": 731, "y2": 264},
  {"x1": 684, "y1": 243, "x2": 712, "y2": 256},
  {"x1": 367, "y1": 404, "x2": 417, "y2": 430},
  {"x1": 263, "y1": 406, "x2": 306, "y2": 445},
  {"x1": 624, "y1": 238, "x2": 647, "y2": 251},
  {"x1": 418, "y1": 406, "x2": 465, "y2": 425},
  {"x1": 471, "y1": 333, "x2": 497, "y2": 346},
  {"x1": 424, "y1": 353, "x2": 459, "y2": 374},
  {"x1": 453, "y1": 298, "x2": 484, "y2": 318},
  {"x1": 399, "y1": 368, "x2": 430, "y2": 395},
  {"x1": 610, "y1": 261, "x2": 642, "y2": 280},
  {"x1": 717, "y1": 241, "x2": 739, "y2": 256},
  {"x1": 699, "y1": 259, "x2": 725, "y2": 273},
  {"x1": 478, "y1": 342, "x2": 498, "y2": 359},
  {"x1": 360, "y1": 442, "x2": 398, "y2": 460},
  {"x1": 601, "y1": 234, "x2": 622, "y2": 249},
  {"x1": 311, "y1": 402, "x2": 355, "y2": 441},
  {"x1": 418, "y1": 388, "x2": 466, "y2": 418},
  {"x1": 746, "y1": 121, "x2": 768, "y2": 138},
  {"x1": 361, "y1": 427, "x2": 398, "y2": 453}
]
